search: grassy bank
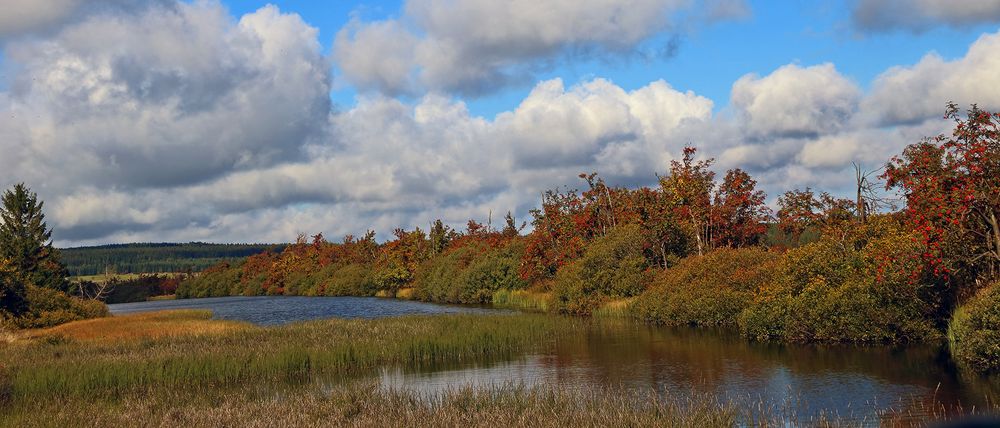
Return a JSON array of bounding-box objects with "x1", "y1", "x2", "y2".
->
[
  {"x1": 1, "y1": 382, "x2": 742, "y2": 428},
  {"x1": 0, "y1": 310, "x2": 576, "y2": 400}
]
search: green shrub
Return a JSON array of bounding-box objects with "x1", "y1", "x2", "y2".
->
[
  {"x1": 412, "y1": 245, "x2": 479, "y2": 303},
  {"x1": 322, "y1": 264, "x2": 377, "y2": 296},
  {"x1": 949, "y1": 283, "x2": 1000, "y2": 374},
  {"x1": 455, "y1": 241, "x2": 528, "y2": 304},
  {"x1": 631, "y1": 247, "x2": 779, "y2": 327},
  {"x1": 176, "y1": 263, "x2": 243, "y2": 298},
  {"x1": 553, "y1": 225, "x2": 652, "y2": 315},
  {"x1": 739, "y1": 217, "x2": 939, "y2": 343},
  {"x1": 412, "y1": 241, "x2": 527, "y2": 305},
  {"x1": 12, "y1": 286, "x2": 109, "y2": 329}
]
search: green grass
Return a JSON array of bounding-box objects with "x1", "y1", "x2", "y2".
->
[
  {"x1": 70, "y1": 272, "x2": 177, "y2": 284},
  {"x1": 491, "y1": 289, "x2": 551, "y2": 312},
  {"x1": 0, "y1": 311, "x2": 576, "y2": 400}
]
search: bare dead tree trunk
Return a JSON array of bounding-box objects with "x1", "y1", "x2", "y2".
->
[{"x1": 854, "y1": 162, "x2": 867, "y2": 223}]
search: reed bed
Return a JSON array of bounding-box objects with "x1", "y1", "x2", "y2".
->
[
  {"x1": 1, "y1": 382, "x2": 741, "y2": 428},
  {"x1": 4, "y1": 380, "x2": 994, "y2": 427},
  {"x1": 0, "y1": 311, "x2": 575, "y2": 400},
  {"x1": 491, "y1": 289, "x2": 551, "y2": 312}
]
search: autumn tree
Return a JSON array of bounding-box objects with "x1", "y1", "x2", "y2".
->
[
  {"x1": 501, "y1": 211, "x2": 525, "y2": 238},
  {"x1": 776, "y1": 188, "x2": 822, "y2": 245},
  {"x1": 660, "y1": 147, "x2": 715, "y2": 256},
  {"x1": 884, "y1": 103, "x2": 1000, "y2": 291},
  {"x1": 712, "y1": 168, "x2": 770, "y2": 248},
  {"x1": 521, "y1": 188, "x2": 589, "y2": 281},
  {"x1": 0, "y1": 183, "x2": 68, "y2": 293},
  {"x1": 429, "y1": 219, "x2": 455, "y2": 255}
]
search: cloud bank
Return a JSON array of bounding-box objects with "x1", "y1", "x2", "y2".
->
[
  {"x1": 2, "y1": 0, "x2": 1000, "y2": 246},
  {"x1": 852, "y1": 0, "x2": 1000, "y2": 32}
]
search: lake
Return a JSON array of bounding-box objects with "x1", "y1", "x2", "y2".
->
[
  {"x1": 108, "y1": 295, "x2": 502, "y2": 325},
  {"x1": 109, "y1": 296, "x2": 999, "y2": 423}
]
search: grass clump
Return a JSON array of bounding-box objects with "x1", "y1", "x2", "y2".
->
[{"x1": 491, "y1": 289, "x2": 550, "y2": 312}]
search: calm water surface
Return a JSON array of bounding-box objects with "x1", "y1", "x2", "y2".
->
[
  {"x1": 109, "y1": 296, "x2": 999, "y2": 423},
  {"x1": 108, "y1": 295, "x2": 501, "y2": 325}
]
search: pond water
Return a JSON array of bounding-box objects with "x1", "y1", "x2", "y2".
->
[
  {"x1": 380, "y1": 322, "x2": 1000, "y2": 423},
  {"x1": 108, "y1": 295, "x2": 502, "y2": 325},
  {"x1": 109, "y1": 296, "x2": 999, "y2": 423}
]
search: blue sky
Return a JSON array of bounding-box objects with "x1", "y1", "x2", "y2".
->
[
  {"x1": 1, "y1": 0, "x2": 1000, "y2": 245},
  {"x1": 222, "y1": 0, "x2": 996, "y2": 117}
]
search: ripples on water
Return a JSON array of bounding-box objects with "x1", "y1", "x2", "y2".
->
[
  {"x1": 109, "y1": 295, "x2": 501, "y2": 325},
  {"x1": 110, "y1": 296, "x2": 999, "y2": 423}
]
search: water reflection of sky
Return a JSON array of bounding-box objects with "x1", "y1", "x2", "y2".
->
[
  {"x1": 379, "y1": 324, "x2": 998, "y2": 424},
  {"x1": 109, "y1": 295, "x2": 504, "y2": 325}
]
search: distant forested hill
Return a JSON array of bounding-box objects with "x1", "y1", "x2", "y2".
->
[{"x1": 60, "y1": 243, "x2": 286, "y2": 276}]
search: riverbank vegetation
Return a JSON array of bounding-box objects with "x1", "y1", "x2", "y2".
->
[
  {"x1": 1, "y1": 184, "x2": 109, "y2": 330},
  {"x1": 177, "y1": 105, "x2": 1000, "y2": 368},
  {"x1": 0, "y1": 311, "x2": 573, "y2": 399},
  {"x1": 2, "y1": 381, "x2": 742, "y2": 428},
  {"x1": 3, "y1": 311, "x2": 994, "y2": 427}
]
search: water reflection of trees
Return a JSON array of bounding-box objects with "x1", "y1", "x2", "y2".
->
[{"x1": 538, "y1": 321, "x2": 997, "y2": 413}]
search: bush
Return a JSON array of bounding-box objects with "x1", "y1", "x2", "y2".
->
[
  {"x1": 739, "y1": 216, "x2": 940, "y2": 343},
  {"x1": 553, "y1": 225, "x2": 652, "y2": 315},
  {"x1": 412, "y1": 245, "x2": 479, "y2": 303},
  {"x1": 949, "y1": 283, "x2": 1000, "y2": 374},
  {"x1": 322, "y1": 264, "x2": 377, "y2": 296},
  {"x1": 12, "y1": 286, "x2": 109, "y2": 329},
  {"x1": 631, "y1": 247, "x2": 779, "y2": 327},
  {"x1": 177, "y1": 263, "x2": 243, "y2": 298},
  {"x1": 455, "y1": 241, "x2": 527, "y2": 304},
  {"x1": 413, "y1": 241, "x2": 528, "y2": 304}
]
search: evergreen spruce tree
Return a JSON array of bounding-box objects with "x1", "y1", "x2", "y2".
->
[
  {"x1": 0, "y1": 256, "x2": 27, "y2": 316},
  {"x1": 0, "y1": 183, "x2": 69, "y2": 295}
]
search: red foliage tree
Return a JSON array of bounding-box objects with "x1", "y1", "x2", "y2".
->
[
  {"x1": 712, "y1": 168, "x2": 770, "y2": 248},
  {"x1": 884, "y1": 103, "x2": 1000, "y2": 290}
]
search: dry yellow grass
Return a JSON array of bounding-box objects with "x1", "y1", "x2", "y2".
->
[
  {"x1": 13, "y1": 310, "x2": 250, "y2": 343},
  {"x1": 395, "y1": 287, "x2": 415, "y2": 300}
]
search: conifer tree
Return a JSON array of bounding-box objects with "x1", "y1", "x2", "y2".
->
[{"x1": 0, "y1": 183, "x2": 68, "y2": 294}]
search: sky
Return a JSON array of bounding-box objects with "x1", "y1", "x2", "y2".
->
[{"x1": 1, "y1": 0, "x2": 1000, "y2": 246}]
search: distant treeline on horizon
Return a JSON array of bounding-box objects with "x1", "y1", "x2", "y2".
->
[{"x1": 60, "y1": 242, "x2": 287, "y2": 276}]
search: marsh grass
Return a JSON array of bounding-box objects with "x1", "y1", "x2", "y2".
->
[
  {"x1": 1, "y1": 381, "x2": 741, "y2": 428},
  {"x1": 395, "y1": 287, "x2": 416, "y2": 299},
  {"x1": 12, "y1": 310, "x2": 248, "y2": 343},
  {"x1": 0, "y1": 311, "x2": 575, "y2": 401},
  {"x1": 492, "y1": 289, "x2": 551, "y2": 312},
  {"x1": 3, "y1": 379, "x2": 993, "y2": 427},
  {"x1": 592, "y1": 298, "x2": 635, "y2": 318}
]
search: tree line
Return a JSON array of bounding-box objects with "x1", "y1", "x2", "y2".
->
[
  {"x1": 179, "y1": 105, "x2": 1000, "y2": 376},
  {"x1": 61, "y1": 243, "x2": 286, "y2": 276}
]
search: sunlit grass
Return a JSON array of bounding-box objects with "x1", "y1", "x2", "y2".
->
[
  {"x1": 0, "y1": 311, "x2": 575, "y2": 400},
  {"x1": 492, "y1": 289, "x2": 551, "y2": 312},
  {"x1": 395, "y1": 287, "x2": 416, "y2": 300},
  {"x1": 12, "y1": 310, "x2": 248, "y2": 343},
  {"x1": 592, "y1": 297, "x2": 635, "y2": 318}
]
